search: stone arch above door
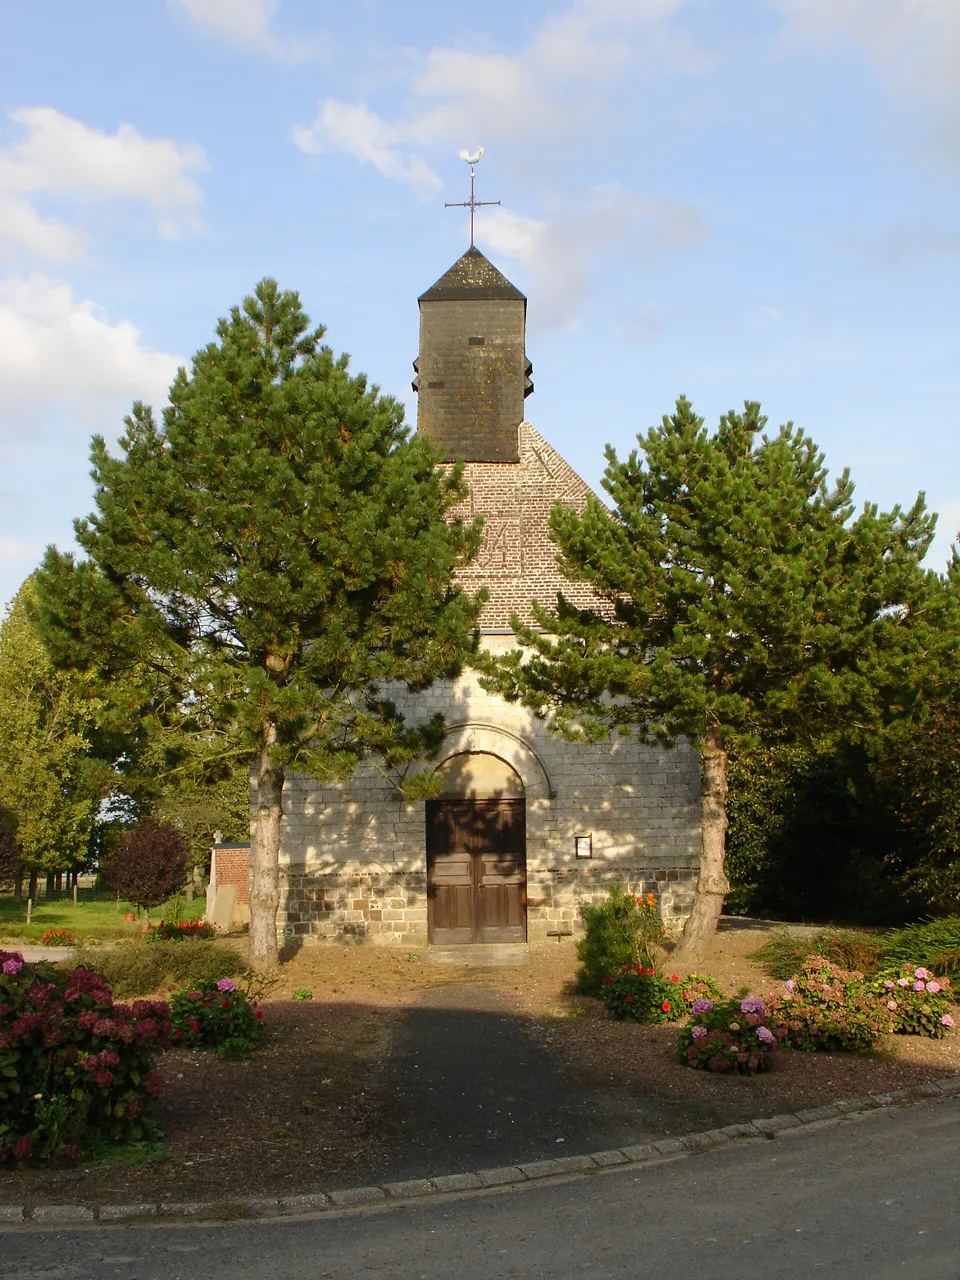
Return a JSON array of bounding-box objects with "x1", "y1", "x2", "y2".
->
[
  {"x1": 434, "y1": 723, "x2": 553, "y2": 799},
  {"x1": 434, "y1": 752, "x2": 524, "y2": 799}
]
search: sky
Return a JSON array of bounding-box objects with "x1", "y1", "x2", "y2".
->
[{"x1": 0, "y1": 0, "x2": 958, "y2": 610}]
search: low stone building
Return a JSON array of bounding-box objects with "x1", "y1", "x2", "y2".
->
[{"x1": 270, "y1": 246, "x2": 702, "y2": 947}]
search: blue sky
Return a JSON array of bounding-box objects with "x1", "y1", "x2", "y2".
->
[{"x1": 0, "y1": 0, "x2": 957, "y2": 610}]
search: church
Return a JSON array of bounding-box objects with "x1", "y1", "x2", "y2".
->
[{"x1": 270, "y1": 239, "x2": 702, "y2": 947}]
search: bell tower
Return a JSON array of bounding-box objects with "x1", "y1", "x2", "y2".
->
[
  {"x1": 413, "y1": 248, "x2": 533, "y2": 463},
  {"x1": 413, "y1": 154, "x2": 532, "y2": 462}
]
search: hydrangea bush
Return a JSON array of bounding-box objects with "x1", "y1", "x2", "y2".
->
[
  {"x1": 675, "y1": 996, "x2": 779, "y2": 1073},
  {"x1": 869, "y1": 966, "x2": 955, "y2": 1038},
  {"x1": 170, "y1": 977, "x2": 266, "y2": 1057},
  {"x1": 766, "y1": 956, "x2": 894, "y2": 1052},
  {"x1": 0, "y1": 950, "x2": 170, "y2": 1165}
]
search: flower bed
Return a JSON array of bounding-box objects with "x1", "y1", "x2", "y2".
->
[
  {"x1": 601, "y1": 966, "x2": 725, "y2": 1024},
  {"x1": 0, "y1": 950, "x2": 170, "y2": 1165},
  {"x1": 170, "y1": 977, "x2": 266, "y2": 1057},
  {"x1": 869, "y1": 966, "x2": 955, "y2": 1038},
  {"x1": 765, "y1": 956, "x2": 894, "y2": 1052},
  {"x1": 40, "y1": 929, "x2": 77, "y2": 948},
  {"x1": 145, "y1": 919, "x2": 215, "y2": 943},
  {"x1": 675, "y1": 996, "x2": 778, "y2": 1073}
]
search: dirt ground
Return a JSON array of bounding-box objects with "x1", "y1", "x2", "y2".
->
[{"x1": 2, "y1": 925, "x2": 958, "y2": 1208}]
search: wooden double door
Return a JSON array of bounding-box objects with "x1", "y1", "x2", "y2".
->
[{"x1": 426, "y1": 799, "x2": 526, "y2": 944}]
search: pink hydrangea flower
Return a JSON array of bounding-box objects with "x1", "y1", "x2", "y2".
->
[
  {"x1": 692, "y1": 1025, "x2": 708, "y2": 1041},
  {"x1": 914, "y1": 968, "x2": 930, "y2": 980},
  {"x1": 784, "y1": 980, "x2": 795, "y2": 992},
  {"x1": 913, "y1": 981, "x2": 926, "y2": 992},
  {"x1": 215, "y1": 978, "x2": 237, "y2": 993},
  {"x1": 897, "y1": 978, "x2": 911, "y2": 987},
  {"x1": 882, "y1": 979, "x2": 896, "y2": 990},
  {"x1": 1, "y1": 959, "x2": 22, "y2": 975},
  {"x1": 941, "y1": 1014, "x2": 955, "y2": 1028},
  {"x1": 887, "y1": 1000, "x2": 898, "y2": 1011},
  {"x1": 925, "y1": 981, "x2": 941, "y2": 994}
]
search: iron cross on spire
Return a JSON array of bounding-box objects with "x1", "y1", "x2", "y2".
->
[{"x1": 445, "y1": 148, "x2": 499, "y2": 248}]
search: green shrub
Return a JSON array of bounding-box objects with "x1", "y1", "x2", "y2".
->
[
  {"x1": 170, "y1": 978, "x2": 266, "y2": 1057},
  {"x1": 675, "y1": 995, "x2": 778, "y2": 1073},
  {"x1": 0, "y1": 949, "x2": 170, "y2": 1164},
  {"x1": 869, "y1": 966, "x2": 955, "y2": 1038},
  {"x1": 145, "y1": 919, "x2": 215, "y2": 943},
  {"x1": 70, "y1": 940, "x2": 250, "y2": 999},
  {"x1": 601, "y1": 966, "x2": 687, "y2": 1024},
  {"x1": 575, "y1": 883, "x2": 664, "y2": 995},
  {"x1": 601, "y1": 967, "x2": 726, "y2": 1024},
  {"x1": 766, "y1": 956, "x2": 893, "y2": 1052},
  {"x1": 292, "y1": 988, "x2": 313, "y2": 1001},
  {"x1": 749, "y1": 928, "x2": 882, "y2": 980},
  {"x1": 878, "y1": 917, "x2": 960, "y2": 978}
]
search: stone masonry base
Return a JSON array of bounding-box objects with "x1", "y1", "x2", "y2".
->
[{"x1": 277, "y1": 865, "x2": 698, "y2": 945}]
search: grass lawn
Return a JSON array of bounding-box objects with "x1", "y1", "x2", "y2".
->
[{"x1": 0, "y1": 892, "x2": 205, "y2": 944}]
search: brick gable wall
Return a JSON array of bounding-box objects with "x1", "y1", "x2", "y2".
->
[{"x1": 452, "y1": 421, "x2": 607, "y2": 629}]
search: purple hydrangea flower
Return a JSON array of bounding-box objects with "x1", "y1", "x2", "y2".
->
[
  {"x1": 691, "y1": 999, "x2": 713, "y2": 1015},
  {"x1": 215, "y1": 978, "x2": 237, "y2": 993},
  {"x1": 756, "y1": 1026, "x2": 775, "y2": 1045},
  {"x1": 2, "y1": 958, "x2": 23, "y2": 975},
  {"x1": 882, "y1": 979, "x2": 896, "y2": 990},
  {"x1": 784, "y1": 979, "x2": 795, "y2": 992},
  {"x1": 691, "y1": 1025, "x2": 708, "y2": 1041},
  {"x1": 740, "y1": 997, "x2": 765, "y2": 1015}
]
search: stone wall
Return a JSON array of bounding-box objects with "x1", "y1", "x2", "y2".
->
[{"x1": 270, "y1": 640, "x2": 702, "y2": 947}]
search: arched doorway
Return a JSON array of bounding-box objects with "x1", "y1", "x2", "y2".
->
[{"x1": 426, "y1": 752, "x2": 526, "y2": 944}]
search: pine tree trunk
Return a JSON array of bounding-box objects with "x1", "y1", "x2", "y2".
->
[
  {"x1": 250, "y1": 734, "x2": 284, "y2": 970},
  {"x1": 45, "y1": 871, "x2": 55, "y2": 897},
  {"x1": 673, "y1": 727, "x2": 730, "y2": 969}
]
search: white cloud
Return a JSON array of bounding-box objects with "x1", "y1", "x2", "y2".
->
[
  {"x1": 293, "y1": 0, "x2": 702, "y2": 191},
  {"x1": 773, "y1": 0, "x2": 960, "y2": 163},
  {"x1": 0, "y1": 107, "x2": 208, "y2": 254},
  {"x1": 173, "y1": 0, "x2": 324, "y2": 61},
  {"x1": 0, "y1": 275, "x2": 182, "y2": 426},
  {"x1": 293, "y1": 102, "x2": 442, "y2": 191},
  {"x1": 475, "y1": 186, "x2": 706, "y2": 330},
  {"x1": 0, "y1": 538, "x2": 42, "y2": 563},
  {"x1": 0, "y1": 194, "x2": 84, "y2": 262}
]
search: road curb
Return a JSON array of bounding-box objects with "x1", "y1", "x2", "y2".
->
[{"x1": 3, "y1": 1075, "x2": 959, "y2": 1228}]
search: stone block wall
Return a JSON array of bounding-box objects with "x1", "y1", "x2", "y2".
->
[{"x1": 269, "y1": 642, "x2": 702, "y2": 947}]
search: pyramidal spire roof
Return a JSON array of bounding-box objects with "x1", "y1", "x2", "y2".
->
[{"x1": 419, "y1": 246, "x2": 526, "y2": 304}]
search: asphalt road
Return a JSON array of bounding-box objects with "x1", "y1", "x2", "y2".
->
[{"x1": 3, "y1": 1097, "x2": 958, "y2": 1280}]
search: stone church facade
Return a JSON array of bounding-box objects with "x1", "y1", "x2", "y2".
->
[{"x1": 271, "y1": 247, "x2": 701, "y2": 947}]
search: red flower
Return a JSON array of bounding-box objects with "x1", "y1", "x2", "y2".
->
[
  {"x1": 255, "y1": 1010, "x2": 263, "y2": 1021},
  {"x1": 661, "y1": 1001, "x2": 671, "y2": 1012},
  {"x1": 190, "y1": 1019, "x2": 200, "y2": 1033},
  {"x1": 646, "y1": 968, "x2": 655, "y2": 977},
  {"x1": 671, "y1": 974, "x2": 679, "y2": 982},
  {"x1": 625, "y1": 995, "x2": 634, "y2": 1003},
  {"x1": 221, "y1": 999, "x2": 230, "y2": 1009}
]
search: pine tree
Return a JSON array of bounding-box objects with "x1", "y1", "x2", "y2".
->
[
  {"x1": 485, "y1": 398, "x2": 942, "y2": 963},
  {"x1": 34, "y1": 279, "x2": 483, "y2": 967}
]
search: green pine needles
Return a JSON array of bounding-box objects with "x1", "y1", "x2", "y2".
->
[
  {"x1": 34, "y1": 280, "x2": 485, "y2": 967},
  {"x1": 485, "y1": 397, "x2": 945, "y2": 962}
]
